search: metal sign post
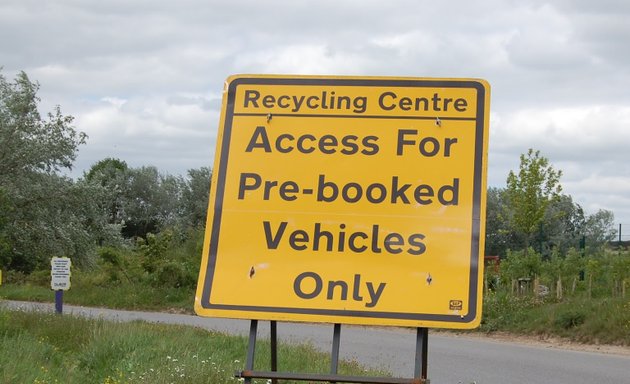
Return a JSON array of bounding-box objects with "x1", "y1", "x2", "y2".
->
[
  {"x1": 55, "y1": 290, "x2": 64, "y2": 314},
  {"x1": 236, "y1": 320, "x2": 429, "y2": 384}
]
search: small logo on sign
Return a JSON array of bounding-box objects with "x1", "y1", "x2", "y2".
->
[{"x1": 449, "y1": 300, "x2": 463, "y2": 310}]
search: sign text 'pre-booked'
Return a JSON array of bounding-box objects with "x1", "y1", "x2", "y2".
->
[{"x1": 195, "y1": 75, "x2": 490, "y2": 329}]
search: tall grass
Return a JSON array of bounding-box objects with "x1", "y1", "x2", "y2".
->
[
  {"x1": 0, "y1": 308, "x2": 388, "y2": 384},
  {"x1": 480, "y1": 291, "x2": 630, "y2": 345}
]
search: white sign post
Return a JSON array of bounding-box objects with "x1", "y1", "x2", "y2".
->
[{"x1": 51, "y1": 257, "x2": 71, "y2": 313}]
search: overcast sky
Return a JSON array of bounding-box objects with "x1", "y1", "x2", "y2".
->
[{"x1": 2, "y1": 0, "x2": 629, "y2": 236}]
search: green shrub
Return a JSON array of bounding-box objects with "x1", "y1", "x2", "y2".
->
[
  {"x1": 154, "y1": 261, "x2": 196, "y2": 288},
  {"x1": 554, "y1": 309, "x2": 587, "y2": 330},
  {"x1": 99, "y1": 247, "x2": 123, "y2": 267},
  {"x1": 3, "y1": 270, "x2": 27, "y2": 284},
  {"x1": 481, "y1": 291, "x2": 543, "y2": 332},
  {"x1": 24, "y1": 269, "x2": 51, "y2": 287}
]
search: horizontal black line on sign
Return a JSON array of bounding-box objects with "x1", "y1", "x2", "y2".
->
[{"x1": 233, "y1": 112, "x2": 477, "y2": 121}]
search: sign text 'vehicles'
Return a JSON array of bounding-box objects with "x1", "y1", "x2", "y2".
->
[
  {"x1": 195, "y1": 76, "x2": 490, "y2": 329},
  {"x1": 237, "y1": 118, "x2": 463, "y2": 307}
]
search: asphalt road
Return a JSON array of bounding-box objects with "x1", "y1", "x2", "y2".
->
[{"x1": 2, "y1": 300, "x2": 629, "y2": 384}]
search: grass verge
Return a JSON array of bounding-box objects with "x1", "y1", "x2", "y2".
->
[
  {"x1": 3, "y1": 278, "x2": 629, "y2": 346},
  {"x1": 0, "y1": 307, "x2": 388, "y2": 384},
  {"x1": 0, "y1": 279, "x2": 194, "y2": 313},
  {"x1": 479, "y1": 291, "x2": 630, "y2": 345}
]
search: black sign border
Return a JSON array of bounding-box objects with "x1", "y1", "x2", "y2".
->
[{"x1": 200, "y1": 76, "x2": 488, "y2": 326}]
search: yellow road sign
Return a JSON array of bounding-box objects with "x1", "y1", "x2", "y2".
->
[{"x1": 195, "y1": 75, "x2": 490, "y2": 329}]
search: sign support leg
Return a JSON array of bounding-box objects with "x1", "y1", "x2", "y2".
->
[
  {"x1": 244, "y1": 319, "x2": 258, "y2": 384},
  {"x1": 330, "y1": 323, "x2": 341, "y2": 383},
  {"x1": 237, "y1": 321, "x2": 429, "y2": 383},
  {"x1": 270, "y1": 320, "x2": 278, "y2": 384},
  {"x1": 55, "y1": 290, "x2": 63, "y2": 314},
  {"x1": 414, "y1": 328, "x2": 428, "y2": 380}
]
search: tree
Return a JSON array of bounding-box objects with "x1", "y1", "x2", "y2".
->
[
  {"x1": 537, "y1": 194, "x2": 585, "y2": 256},
  {"x1": 120, "y1": 166, "x2": 184, "y2": 238},
  {"x1": 0, "y1": 188, "x2": 11, "y2": 267},
  {"x1": 505, "y1": 149, "x2": 563, "y2": 251},
  {"x1": 501, "y1": 248, "x2": 543, "y2": 294},
  {"x1": 584, "y1": 209, "x2": 616, "y2": 248},
  {"x1": 84, "y1": 157, "x2": 130, "y2": 224},
  {"x1": 180, "y1": 167, "x2": 212, "y2": 228},
  {"x1": 485, "y1": 187, "x2": 524, "y2": 257},
  {"x1": 0, "y1": 71, "x2": 86, "y2": 178},
  {"x1": 85, "y1": 160, "x2": 190, "y2": 238},
  {"x1": 0, "y1": 70, "x2": 109, "y2": 272}
]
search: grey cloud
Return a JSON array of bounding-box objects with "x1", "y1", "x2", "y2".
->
[{"x1": 3, "y1": 0, "x2": 630, "y2": 224}]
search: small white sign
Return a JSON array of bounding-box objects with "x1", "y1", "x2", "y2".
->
[{"x1": 51, "y1": 257, "x2": 71, "y2": 290}]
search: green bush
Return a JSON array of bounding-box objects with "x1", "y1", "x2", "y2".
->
[
  {"x1": 3, "y1": 270, "x2": 28, "y2": 284},
  {"x1": 554, "y1": 309, "x2": 587, "y2": 330},
  {"x1": 24, "y1": 269, "x2": 51, "y2": 287},
  {"x1": 154, "y1": 261, "x2": 196, "y2": 288},
  {"x1": 99, "y1": 247, "x2": 123, "y2": 267},
  {"x1": 480, "y1": 291, "x2": 544, "y2": 332}
]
